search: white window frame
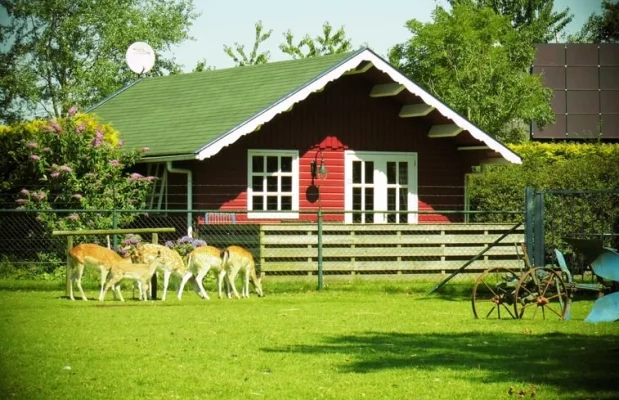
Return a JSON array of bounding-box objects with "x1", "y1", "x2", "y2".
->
[
  {"x1": 344, "y1": 150, "x2": 418, "y2": 224},
  {"x1": 247, "y1": 149, "x2": 299, "y2": 219}
]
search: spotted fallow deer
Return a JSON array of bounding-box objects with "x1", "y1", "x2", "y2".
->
[
  {"x1": 130, "y1": 243, "x2": 200, "y2": 300},
  {"x1": 68, "y1": 243, "x2": 134, "y2": 301},
  {"x1": 99, "y1": 253, "x2": 163, "y2": 302},
  {"x1": 178, "y1": 245, "x2": 231, "y2": 300},
  {"x1": 220, "y1": 245, "x2": 264, "y2": 299}
]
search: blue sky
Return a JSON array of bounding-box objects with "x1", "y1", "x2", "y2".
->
[{"x1": 169, "y1": 0, "x2": 603, "y2": 71}]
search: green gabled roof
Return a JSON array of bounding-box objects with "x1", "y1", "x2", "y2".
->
[{"x1": 91, "y1": 51, "x2": 358, "y2": 157}]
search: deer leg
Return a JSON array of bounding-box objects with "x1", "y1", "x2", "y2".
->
[
  {"x1": 75, "y1": 266, "x2": 88, "y2": 301},
  {"x1": 195, "y1": 269, "x2": 210, "y2": 300},
  {"x1": 177, "y1": 272, "x2": 193, "y2": 300},
  {"x1": 227, "y1": 269, "x2": 241, "y2": 299},
  {"x1": 161, "y1": 270, "x2": 171, "y2": 301},
  {"x1": 243, "y1": 268, "x2": 250, "y2": 298}
]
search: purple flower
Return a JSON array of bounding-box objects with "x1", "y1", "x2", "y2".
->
[
  {"x1": 59, "y1": 165, "x2": 72, "y2": 173},
  {"x1": 109, "y1": 160, "x2": 120, "y2": 168},
  {"x1": 20, "y1": 188, "x2": 29, "y2": 195},
  {"x1": 178, "y1": 235, "x2": 193, "y2": 244},
  {"x1": 26, "y1": 141, "x2": 38, "y2": 149},
  {"x1": 165, "y1": 241, "x2": 174, "y2": 248},
  {"x1": 129, "y1": 237, "x2": 139, "y2": 245},
  {"x1": 67, "y1": 213, "x2": 79, "y2": 221},
  {"x1": 192, "y1": 239, "x2": 207, "y2": 248},
  {"x1": 30, "y1": 154, "x2": 40, "y2": 161},
  {"x1": 72, "y1": 194, "x2": 82, "y2": 200},
  {"x1": 75, "y1": 122, "x2": 86, "y2": 135},
  {"x1": 67, "y1": 105, "x2": 78, "y2": 117}
]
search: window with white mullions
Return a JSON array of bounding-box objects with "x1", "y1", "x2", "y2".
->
[
  {"x1": 248, "y1": 150, "x2": 298, "y2": 219},
  {"x1": 345, "y1": 151, "x2": 418, "y2": 224}
]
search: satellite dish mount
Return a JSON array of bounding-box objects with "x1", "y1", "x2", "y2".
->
[{"x1": 125, "y1": 42, "x2": 156, "y2": 76}]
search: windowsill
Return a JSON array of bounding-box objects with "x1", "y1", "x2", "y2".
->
[{"x1": 247, "y1": 212, "x2": 299, "y2": 219}]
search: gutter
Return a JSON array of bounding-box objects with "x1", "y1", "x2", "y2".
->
[{"x1": 166, "y1": 161, "x2": 193, "y2": 237}]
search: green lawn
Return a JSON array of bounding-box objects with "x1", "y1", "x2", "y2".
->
[{"x1": 0, "y1": 280, "x2": 618, "y2": 400}]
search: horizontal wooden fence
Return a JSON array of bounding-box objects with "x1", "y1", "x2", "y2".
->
[{"x1": 257, "y1": 223, "x2": 525, "y2": 276}]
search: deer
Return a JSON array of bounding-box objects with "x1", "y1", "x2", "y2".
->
[
  {"x1": 129, "y1": 243, "x2": 200, "y2": 301},
  {"x1": 99, "y1": 253, "x2": 163, "y2": 302},
  {"x1": 68, "y1": 243, "x2": 135, "y2": 301},
  {"x1": 178, "y1": 245, "x2": 231, "y2": 300},
  {"x1": 220, "y1": 245, "x2": 264, "y2": 299}
]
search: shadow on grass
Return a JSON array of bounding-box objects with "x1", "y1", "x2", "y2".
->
[{"x1": 262, "y1": 330, "x2": 619, "y2": 396}]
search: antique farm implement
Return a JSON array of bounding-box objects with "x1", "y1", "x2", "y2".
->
[{"x1": 472, "y1": 239, "x2": 619, "y2": 322}]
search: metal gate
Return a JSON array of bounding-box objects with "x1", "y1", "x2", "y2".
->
[{"x1": 525, "y1": 187, "x2": 619, "y2": 268}]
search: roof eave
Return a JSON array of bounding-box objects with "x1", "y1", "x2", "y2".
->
[{"x1": 195, "y1": 48, "x2": 521, "y2": 164}]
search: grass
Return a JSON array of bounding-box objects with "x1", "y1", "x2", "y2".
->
[{"x1": 0, "y1": 279, "x2": 618, "y2": 400}]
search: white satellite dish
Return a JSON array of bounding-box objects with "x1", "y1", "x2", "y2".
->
[{"x1": 125, "y1": 42, "x2": 156, "y2": 74}]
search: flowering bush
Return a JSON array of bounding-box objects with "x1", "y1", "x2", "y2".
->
[
  {"x1": 115, "y1": 234, "x2": 144, "y2": 258},
  {"x1": 0, "y1": 109, "x2": 155, "y2": 232},
  {"x1": 165, "y1": 236, "x2": 207, "y2": 257}
]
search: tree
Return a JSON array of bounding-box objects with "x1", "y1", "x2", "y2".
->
[
  {"x1": 280, "y1": 22, "x2": 353, "y2": 59},
  {"x1": 223, "y1": 20, "x2": 272, "y2": 67},
  {"x1": 193, "y1": 60, "x2": 216, "y2": 72},
  {"x1": 389, "y1": 4, "x2": 554, "y2": 143},
  {"x1": 449, "y1": 0, "x2": 573, "y2": 43},
  {"x1": 1, "y1": 109, "x2": 153, "y2": 232},
  {"x1": 569, "y1": 0, "x2": 619, "y2": 43},
  {"x1": 0, "y1": 0, "x2": 199, "y2": 124}
]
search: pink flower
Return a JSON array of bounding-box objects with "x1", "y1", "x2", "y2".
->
[
  {"x1": 91, "y1": 129, "x2": 104, "y2": 147},
  {"x1": 20, "y1": 189, "x2": 29, "y2": 195},
  {"x1": 50, "y1": 120, "x2": 62, "y2": 133},
  {"x1": 32, "y1": 191, "x2": 47, "y2": 201},
  {"x1": 26, "y1": 141, "x2": 38, "y2": 149},
  {"x1": 30, "y1": 155, "x2": 40, "y2": 161},
  {"x1": 67, "y1": 106, "x2": 78, "y2": 117},
  {"x1": 109, "y1": 160, "x2": 121, "y2": 167},
  {"x1": 50, "y1": 172, "x2": 60, "y2": 179},
  {"x1": 67, "y1": 213, "x2": 79, "y2": 221},
  {"x1": 59, "y1": 165, "x2": 72, "y2": 173},
  {"x1": 144, "y1": 176, "x2": 156, "y2": 182},
  {"x1": 75, "y1": 122, "x2": 86, "y2": 135},
  {"x1": 15, "y1": 198, "x2": 27, "y2": 204},
  {"x1": 129, "y1": 173, "x2": 144, "y2": 182},
  {"x1": 43, "y1": 147, "x2": 51, "y2": 152}
]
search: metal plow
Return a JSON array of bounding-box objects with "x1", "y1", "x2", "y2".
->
[{"x1": 472, "y1": 239, "x2": 619, "y2": 323}]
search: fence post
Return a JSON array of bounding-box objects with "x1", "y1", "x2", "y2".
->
[
  {"x1": 65, "y1": 235, "x2": 74, "y2": 298},
  {"x1": 317, "y1": 209, "x2": 324, "y2": 291},
  {"x1": 525, "y1": 186, "x2": 534, "y2": 265},
  {"x1": 151, "y1": 232, "x2": 159, "y2": 300}
]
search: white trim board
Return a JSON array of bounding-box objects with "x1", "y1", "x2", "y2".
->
[{"x1": 197, "y1": 49, "x2": 521, "y2": 165}]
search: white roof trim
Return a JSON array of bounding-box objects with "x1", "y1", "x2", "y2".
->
[{"x1": 197, "y1": 49, "x2": 522, "y2": 164}]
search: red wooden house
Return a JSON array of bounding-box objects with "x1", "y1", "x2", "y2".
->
[{"x1": 91, "y1": 48, "x2": 521, "y2": 226}]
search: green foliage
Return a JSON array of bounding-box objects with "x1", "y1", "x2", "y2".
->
[
  {"x1": 568, "y1": 0, "x2": 619, "y2": 43},
  {"x1": 0, "y1": 0, "x2": 199, "y2": 123},
  {"x1": 468, "y1": 142, "x2": 619, "y2": 251},
  {"x1": 389, "y1": 3, "x2": 554, "y2": 143},
  {"x1": 449, "y1": 0, "x2": 573, "y2": 43},
  {"x1": 0, "y1": 110, "x2": 154, "y2": 233},
  {"x1": 223, "y1": 20, "x2": 272, "y2": 67},
  {"x1": 280, "y1": 22, "x2": 353, "y2": 59}
]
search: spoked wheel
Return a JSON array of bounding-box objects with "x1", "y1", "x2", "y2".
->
[
  {"x1": 514, "y1": 267, "x2": 569, "y2": 320},
  {"x1": 472, "y1": 267, "x2": 520, "y2": 319}
]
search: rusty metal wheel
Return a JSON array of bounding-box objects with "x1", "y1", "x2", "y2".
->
[
  {"x1": 514, "y1": 267, "x2": 568, "y2": 320},
  {"x1": 472, "y1": 267, "x2": 520, "y2": 319}
]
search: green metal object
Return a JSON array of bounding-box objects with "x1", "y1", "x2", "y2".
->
[{"x1": 317, "y1": 209, "x2": 324, "y2": 291}]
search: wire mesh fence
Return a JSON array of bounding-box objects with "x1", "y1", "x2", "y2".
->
[{"x1": 0, "y1": 208, "x2": 524, "y2": 285}]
